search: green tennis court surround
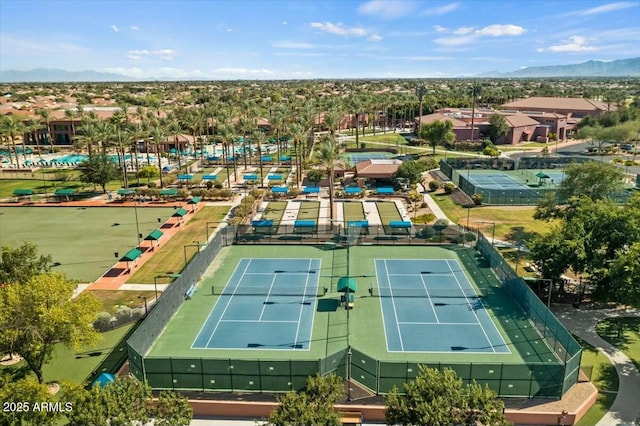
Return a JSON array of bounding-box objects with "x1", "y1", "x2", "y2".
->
[{"x1": 127, "y1": 237, "x2": 580, "y2": 398}]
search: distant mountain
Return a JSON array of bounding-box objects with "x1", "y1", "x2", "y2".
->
[
  {"x1": 0, "y1": 68, "x2": 134, "y2": 83},
  {"x1": 477, "y1": 58, "x2": 640, "y2": 78}
]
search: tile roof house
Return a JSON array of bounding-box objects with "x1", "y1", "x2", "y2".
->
[
  {"x1": 354, "y1": 159, "x2": 402, "y2": 179},
  {"x1": 500, "y1": 96, "x2": 613, "y2": 119}
]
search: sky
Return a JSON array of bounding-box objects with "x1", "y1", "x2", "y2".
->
[{"x1": 1, "y1": 0, "x2": 639, "y2": 79}]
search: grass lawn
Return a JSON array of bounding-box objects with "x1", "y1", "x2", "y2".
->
[
  {"x1": 596, "y1": 317, "x2": 640, "y2": 372},
  {"x1": 574, "y1": 335, "x2": 619, "y2": 426},
  {"x1": 431, "y1": 193, "x2": 555, "y2": 243},
  {"x1": 126, "y1": 205, "x2": 230, "y2": 284},
  {"x1": 90, "y1": 290, "x2": 158, "y2": 313},
  {"x1": 296, "y1": 201, "x2": 320, "y2": 221},
  {"x1": 342, "y1": 201, "x2": 365, "y2": 223},
  {"x1": 1, "y1": 324, "x2": 134, "y2": 385},
  {"x1": 0, "y1": 176, "x2": 124, "y2": 198},
  {"x1": 263, "y1": 201, "x2": 287, "y2": 224}
]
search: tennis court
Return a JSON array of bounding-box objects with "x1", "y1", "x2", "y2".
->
[
  {"x1": 192, "y1": 258, "x2": 321, "y2": 350},
  {"x1": 343, "y1": 151, "x2": 394, "y2": 165},
  {"x1": 466, "y1": 172, "x2": 529, "y2": 189},
  {"x1": 375, "y1": 259, "x2": 509, "y2": 353}
]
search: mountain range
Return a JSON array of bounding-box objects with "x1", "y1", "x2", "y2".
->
[{"x1": 1, "y1": 58, "x2": 639, "y2": 82}]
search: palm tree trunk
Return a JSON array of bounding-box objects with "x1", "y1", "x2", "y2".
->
[
  {"x1": 258, "y1": 144, "x2": 264, "y2": 187},
  {"x1": 157, "y1": 145, "x2": 164, "y2": 188},
  {"x1": 328, "y1": 167, "x2": 335, "y2": 222},
  {"x1": 224, "y1": 143, "x2": 231, "y2": 189}
]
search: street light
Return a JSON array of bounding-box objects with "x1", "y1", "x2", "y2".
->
[
  {"x1": 133, "y1": 196, "x2": 141, "y2": 247},
  {"x1": 183, "y1": 241, "x2": 206, "y2": 268},
  {"x1": 476, "y1": 220, "x2": 496, "y2": 245},
  {"x1": 153, "y1": 273, "x2": 182, "y2": 300},
  {"x1": 138, "y1": 295, "x2": 148, "y2": 317}
]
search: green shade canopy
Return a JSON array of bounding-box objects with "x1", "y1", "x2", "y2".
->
[
  {"x1": 187, "y1": 197, "x2": 201, "y2": 204},
  {"x1": 120, "y1": 248, "x2": 142, "y2": 262},
  {"x1": 144, "y1": 229, "x2": 164, "y2": 241},
  {"x1": 13, "y1": 189, "x2": 33, "y2": 196},
  {"x1": 117, "y1": 189, "x2": 136, "y2": 195},
  {"x1": 172, "y1": 208, "x2": 188, "y2": 217},
  {"x1": 159, "y1": 188, "x2": 179, "y2": 196},
  {"x1": 536, "y1": 172, "x2": 550, "y2": 179},
  {"x1": 337, "y1": 277, "x2": 357, "y2": 293},
  {"x1": 54, "y1": 188, "x2": 74, "y2": 196}
]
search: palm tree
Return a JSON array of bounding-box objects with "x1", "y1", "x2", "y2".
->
[
  {"x1": 24, "y1": 118, "x2": 42, "y2": 158},
  {"x1": 347, "y1": 96, "x2": 362, "y2": 149},
  {"x1": 37, "y1": 109, "x2": 54, "y2": 152},
  {"x1": 167, "y1": 119, "x2": 184, "y2": 173},
  {"x1": 64, "y1": 109, "x2": 78, "y2": 145},
  {"x1": 74, "y1": 119, "x2": 99, "y2": 157},
  {"x1": 217, "y1": 125, "x2": 235, "y2": 188},
  {"x1": 150, "y1": 124, "x2": 166, "y2": 189},
  {"x1": 0, "y1": 116, "x2": 26, "y2": 168},
  {"x1": 251, "y1": 130, "x2": 268, "y2": 186},
  {"x1": 289, "y1": 122, "x2": 307, "y2": 188},
  {"x1": 313, "y1": 135, "x2": 342, "y2": 223},
  {"x1": 416, "y1": 85, "x2": 428, "y2": 136}
]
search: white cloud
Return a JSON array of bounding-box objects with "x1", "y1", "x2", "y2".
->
[
  {"x1": 211, "y1": 67, "x2": 274, "y2": 76},
  {"x1": 311, "y1": 22, "x2": 368, "y2": 37},
  {"x1": 422, "y1": 2, "x2": 459, "y2": 16},
  {"x1": 130, "y1": 25, "x2": 139, "y2": 31},
  {"x1": 369, "y1": 34, "x2": 383, "y2": 42},
  {"x1": 475, "y1": 24, "x2": 525, "y2": 37},
  {"x1": 576, "y1": 1, "x2": 637, "y2": 15},
  {"x1": 453, "y1": 26, "x2": 475, "y2": 35},
  {"x1": 357, "y1": 0, "x2": 418, "y2": 19},
  {"x1": 433, "y1": 25, "x2": 448, "y2": 33},
  {"x1": 110, "y1": 25, "x2": 120, "y2": 33},
  {"x1": 435, "y1": 24, "x2": 525, "y2": 46},
  {"x1": 127, "y1": 49, "x2": 177, "y2": 61},
  {"x1": 545, "y1": 35, "x2": 598, "y2": 52},
  {"x1": 282, "y1": 21, "x2": 288, "y2": 25}
]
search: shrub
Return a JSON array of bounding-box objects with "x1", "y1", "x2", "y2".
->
[
  {"x1": 148, "y1": 181, "x2": 157, "y2": 189},
  {"x1": 428, "y1": 180, "x2": 441, "y2": 192},
  {"x1": 413, "y1": 213, "x2": 436, "y2": 224},
  {"x1": 93, "y1": 312, "x2": 113, "y2": 331},
  {"x1": 443, "y1": 182, "x2": 455, "y2": 194},
  {"x1": 190, "y1": 188, "x2": 207, "y2": 198},
  {"x1": 177, "y1": 189, "x2": 189, "y2": 200},
  {"x1": 416, "y1": 226, "x2": 436, "y2": 239},
  {"x1": 214, "y1": 182, "x2": 223, "y2": 189},
  {"x1": 205, "y1": 180, "x2": 214, "y2": 190},
  {"x1": 471, "y1": 193, "x2": 484, "y2": 205},
  {"x1": 288, "y1": 188, "x2": 301, "y2": 198},
  {"x1": 114, "y1": 306, "x2": 132, "y2": 323}
]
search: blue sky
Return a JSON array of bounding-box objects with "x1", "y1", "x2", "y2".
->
[{"x1": 1, "y1": 0, "x2": 639, "y2": 79}]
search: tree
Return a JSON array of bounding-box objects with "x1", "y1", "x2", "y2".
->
[
  {"x1": 267, "y1": 373, "x2": 344, "y2": 426},
  {"x1": 305, "y1": 168, "x2": 325, "y2": 187},
  {"x1": 486, "y1": 113, "x2": 510, "y2": 143},
  {"x1": 0, "y1": 273, "x2": 102, "y2": 383},
  {"x1": 0, "y1": 374, "x2": 64, "y2": 426},
  {"x1": 313, "y1": 135, "x2": 342, "y2": 222},
  {"x1": 419, "y1": 119, "x2": 455, "y2": 155},
  {"x1": 385, "y1": 366, "x2": 509, "y2": 426},
  {"x1": 394, "y1": 160, "x2": 423, "y2": 186},
  {"x1": 137, "y1": 165, "x2": 159, "y2": 185},
  {"x1": 79, "y1": 153, "x2": 120, "y2": 193},
  {"x1": 64, "y1": 378, "x2": 192, "y2": 426},
  {"x1": 557, "y1": 161, "x2": 625, "y2": 202},
  {"x1": 0, "y1": 242, "x2": 52, "y2": 284}
]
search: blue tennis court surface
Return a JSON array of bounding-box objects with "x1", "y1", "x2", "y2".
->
[
  {"x1": 345, "y1": 152, "x2": 393, "y2": 164},
  {"x1": 375, "y1": 259, "x2": 509, "y2": 353},
  {"x1": 192, "y1": 258, "x2": 321, "y2": 350},
  {"x1": 467, "y1": 172, "x2": 529, "y2": 189}
]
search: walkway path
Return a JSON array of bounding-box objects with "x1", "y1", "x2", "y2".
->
[
  {"x1": 279, "y1": 200, "x2": 302, "y2": 228},
  {"x1": 552, "y1": 305, "x2": 640, "y2": 425},
  {"x1": 362, "y1": 200, "x2": 382, "y2": 226}
]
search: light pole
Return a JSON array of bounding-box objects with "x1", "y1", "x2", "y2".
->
[
  {"x1": 133, "y1": 197, "x2": 141, "y2": 247},
  {"x1": 138, "y1": 295, "x2": 148, "y2": 317},
  {"x1": 541, "y1": 279, "x2": 553, "y2": 307},
  {"x1": 153, "y1": 273, "x2": 182, "y2": 300},
  {"x1": 183, "y1": 242, "x2": 206, "y2": 268},
  {"x1": 476, "y1": 220, "x2": 496, "y2": 245}
]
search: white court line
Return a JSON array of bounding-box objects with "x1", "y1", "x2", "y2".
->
[
  {"x1": 446, "y1": 259, "x2": 496, "y2": 353},
  {"x1": 419, "y1": 274, "x2": 440, "y2": 323},
  {"x1": 220, "y1": 319, "x2": 298, "y2": 323},
  {"x1": 374, "y1": 260, "x2": 391, "y2": 352},
  {"x1": 191, "y1": 258, "x2": 247, "y2": 349},
  {"x1": 259, "y1": 273, "x2": 279, "y2": 321},
  {"x1": 292, "y1": 259, "x2": 313, "y2": 349},
  {"x1": 384, "y1": 259, "x2": 405, "y2": 351},
  {"x1": 399, "y1": 321, "x2": 479, "y2": 325},
  {"x1": 204, "y1": 259, "x2": 253, "y2": 348},
  {"x1": 388, "y1": 273, "x2": 452, "y2": 276}
]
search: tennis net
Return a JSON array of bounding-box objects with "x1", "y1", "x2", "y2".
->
[
  {"x1": 373, "y1": 286, "x2": 482, "y2": 299},
  {"x1": 212, "y1": 285, "x2": 327, "y2": 297}
]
